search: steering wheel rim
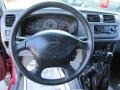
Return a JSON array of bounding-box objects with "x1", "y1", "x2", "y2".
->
[{"x1": 10, "y1": 1, "x2": 94, "y2": 85}]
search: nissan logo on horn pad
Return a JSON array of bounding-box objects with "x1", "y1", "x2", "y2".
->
[{"x1": 49, "y1": 38, "x2": 60, "y2": 47}]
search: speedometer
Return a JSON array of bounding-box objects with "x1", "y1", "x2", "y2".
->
[
  {"x1": 58, "y1": 21, "x2": 71, "y2": 32},
  {"x1": 43, "y1": 19, "x2": 57, "y2": 30}
]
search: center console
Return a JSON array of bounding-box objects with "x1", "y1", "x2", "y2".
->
[
  {"x1": 78, "y1": 13, "x2": 120, "y2": 90},
  {"x1": 79, "y1": 42, "x2": 114, "y2": 90}
]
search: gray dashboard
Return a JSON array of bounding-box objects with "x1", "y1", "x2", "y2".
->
[{"x1": 1, "y1": 8, "x2": 120, "y2": 54}]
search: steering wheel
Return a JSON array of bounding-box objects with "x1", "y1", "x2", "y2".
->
[{"x1": 10, "y1": 2, "x2": 94, "y2": 85}]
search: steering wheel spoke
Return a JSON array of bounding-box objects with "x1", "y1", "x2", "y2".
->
[
  {"x1": 78, "y1": 40, "x2": 88, "y2": 49},
  {"x1": 62, "y1": 64, "x2": 76, "y2": 78},
  {"x1": 16, "y1": 36, "x2": 27, "y2": 41},
  {"x1": 30, "y1": 67, "x2": 43, "y2": 80},
  {"x1": 16, "y1": 40, "x2": 26, "y2": 53}
]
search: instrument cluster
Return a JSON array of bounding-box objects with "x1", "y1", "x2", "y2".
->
[{"x1": 21, "y1": 14, "x2": 78, "y2": 36}]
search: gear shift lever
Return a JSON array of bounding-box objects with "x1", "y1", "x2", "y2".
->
[{"x1": 105, "y1": 52, "x2": 113, "y2": 63}]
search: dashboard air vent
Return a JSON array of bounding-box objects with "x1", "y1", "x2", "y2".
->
[
  {"x1": 87, "y1": 14, "x2": 100, "y2": 22},
  {"x1": 5, "y1": 14, "x2": 15, "y2": 27},
  {"x1": 103, "y1": 15, "x2": 115, "y2": 23}
]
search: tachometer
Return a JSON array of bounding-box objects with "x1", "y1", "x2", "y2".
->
[{"x1": 43, "y1": 19, "x2": 57, "y2": 30}]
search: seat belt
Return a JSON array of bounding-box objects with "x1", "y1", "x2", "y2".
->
[
  {"x1": 6, "y1": 57, "x2": 16, "y2": 90},
  {"x1": 0, "y1": 55, "x2": 6, "y2": 80}
]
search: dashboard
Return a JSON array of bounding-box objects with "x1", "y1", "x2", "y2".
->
[
  {"x1": 1, "y1": 8, "x2": 120, "y2": 55},
  {"x1": 1, "y1": 4, "x2": 120, "y2": 89},
  {"x1": 21, "y1": 14, "x2": 78, "y2": 36}
]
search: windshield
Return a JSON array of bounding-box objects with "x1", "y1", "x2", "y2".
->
[{"x1": 3, "y1": 0, "x2": 120, "y2": 11}]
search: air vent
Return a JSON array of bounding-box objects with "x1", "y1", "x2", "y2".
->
[
  {"x1": 103, "y1": 15, "x2": 115, "y2": 23},
  {"x1": 5, "y1": 14, "x2": 15, "y2": 27},
  {"x1": 87, "y1": 14, "x2": 100, "y2": 22}
]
